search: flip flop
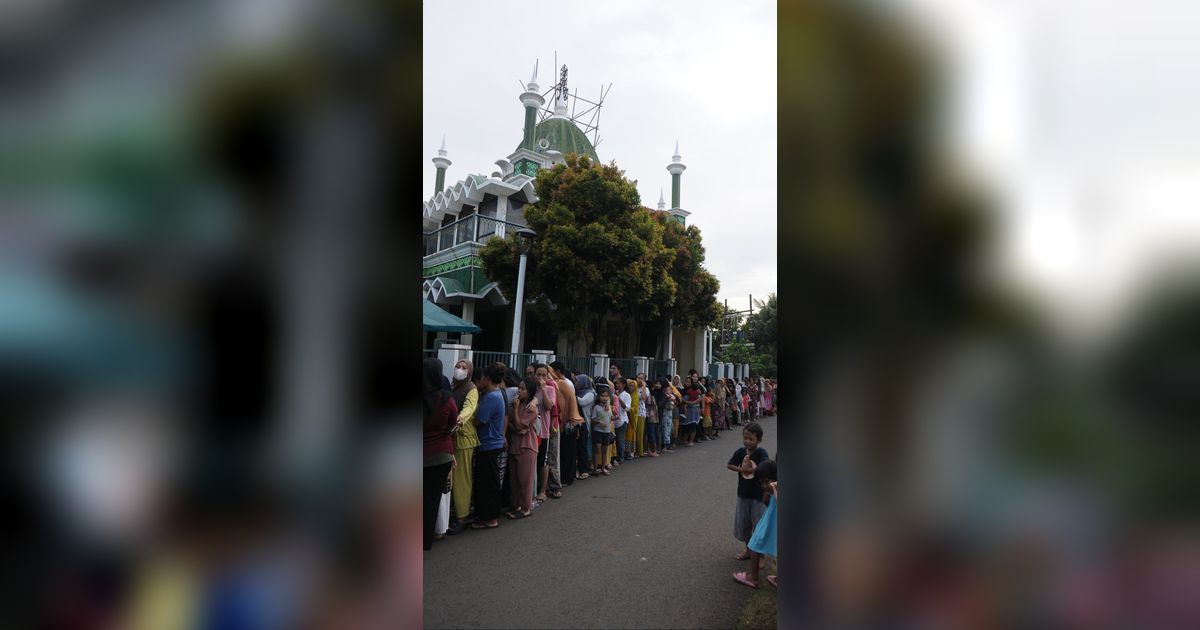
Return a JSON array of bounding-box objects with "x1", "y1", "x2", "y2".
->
[
  {"x1": 767, "y1": 575, "x2": 777, "y2": 588},
  {"x1": 506, "y1": 510, "x2": 531, "y2": 520},
  {"x1": 469, "y1": 521, "x2": 498, "y2": 529},
  {"x1": 733, "y1": 571, "x2": 758, "y2": 588},
  {"x1": 548, "y1": 491, "x2": 563, "y2": 499}
]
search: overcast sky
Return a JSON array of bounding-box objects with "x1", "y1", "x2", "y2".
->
[
  {"x1": 900, "y1": 0, "x2": 1200, "y2": 334},
  {"x1": 423, "y1": 0, "x2": 777, "y2": 313}
]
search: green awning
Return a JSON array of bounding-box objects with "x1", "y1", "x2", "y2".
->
[{"x1": 423, "y1": 299, "x2": 481, "y2": 333}]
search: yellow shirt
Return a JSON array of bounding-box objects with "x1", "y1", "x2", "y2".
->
[{"x1": 454, "y1": 387, "x2": 480, "y2": 450}]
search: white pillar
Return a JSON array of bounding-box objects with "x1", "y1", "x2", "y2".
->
[
  {"x1": 438, "y1": 344, "x2": 472, "y2": 381},
  {"x1": 509, "y1": 252, "x2": 528, "y2": 354},
  {"x1": 495, "y1": 195, "x2": 509, "y2": 239},
  {"x1": 634, "y1": 356, "x2": 651, "y2": 377},
  {"x1": 460, "y1": 300, "x2": 476, "y2": 347},
  {"x1": 590, "y1": 354, "x2": 609, "y2": 379},
  {"x1": 669, "y1": 358, "x2": 677, "y2": 377}
]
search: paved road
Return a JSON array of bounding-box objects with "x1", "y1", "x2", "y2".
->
[{"x1": 423, "y1": 414, "x2": 778, "y2": 629}]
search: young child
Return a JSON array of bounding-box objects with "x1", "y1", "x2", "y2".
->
[
  {"x1": 702, "y1": 389, "x2": 714, "y2": 440},
  {"x1": 613, "y1": 377, "x2": 631, "y2": 464},
  {"x1": 734, "y1": 459, "x2": 778, "y2": 588},
  {"x1": 644, "y1": 377, "x2": 660, "y2": 457},
  {"x1": 726, "y1": 422, "x2": 770, "y2": 561},
  {"x1": 590, "y1": 389, "x2": 614, "y2": 476}
]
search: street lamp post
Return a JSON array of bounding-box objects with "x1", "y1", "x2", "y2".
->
[{"x1": 509, "y1": 227, "x2": 537, "y2": 362}]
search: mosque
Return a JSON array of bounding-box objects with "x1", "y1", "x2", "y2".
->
[{"x1": 422, "y1": 61, "x2": 723, "y2": 377}]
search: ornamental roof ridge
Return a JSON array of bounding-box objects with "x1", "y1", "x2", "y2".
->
[{"x1": 423, "y1": 171, "x2": 539, "y2": 218}]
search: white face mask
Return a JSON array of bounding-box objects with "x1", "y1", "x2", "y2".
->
[{"x1": 454, "y1": 367, "x2": 467, "y2": 381}]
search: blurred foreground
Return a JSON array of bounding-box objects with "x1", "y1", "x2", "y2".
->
[{"x1": 0, "y1": 0, "x2": 1196, "y2": 628}]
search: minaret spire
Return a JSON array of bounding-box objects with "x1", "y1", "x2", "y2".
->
[
  {"x1": 432, "y1": 134, "x2": 452, "y2": 194},
  {"x1": 657, "y1": 188, "x2": 666, "y2": 211},
  {"x1": 519, "y1": 62, "x2": 546, "y2": 149},
  {"x1": 666, "y1": 139, "x2": 688, "y2": 221}
]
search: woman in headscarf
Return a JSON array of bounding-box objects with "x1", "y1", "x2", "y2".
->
[
  {"x1": 423, "y1": 358, "x2": 458, "y2": 550},
  {"x1": 574, "y1": 373, "x2": 595, "y2": 479},
  {"x1": 713, "y1": 377, "x2": 728, "y2": 435},
  {"x1": 445, "y1": 358, "x2": 478, "y2": 535}
]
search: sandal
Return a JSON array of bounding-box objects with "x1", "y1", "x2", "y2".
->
[
  {"x1": 733, "y1": 571, "x2": 758, "y2": 588},
  {"x1": 767, "y1": 575, "x2": 777, "y2": 588},
  {"x1": 506, "y1": 510, "x2": 531, "y2": 520},
  {"x1": 469, "y1": 520, "x2": 498, "y2": 529},
  {"x1": 576, "y1": 472, "x2": 590, "y2": 480},
  {"x1": 548, "y1": 490, "x2": 563, "y2": 499}
]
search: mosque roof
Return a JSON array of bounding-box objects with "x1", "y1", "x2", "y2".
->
[{"x1": 518, "y1": 117, "x2": 599, "y2": 163}]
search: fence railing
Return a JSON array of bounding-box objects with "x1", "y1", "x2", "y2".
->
[
  {"x1": 650, "y1": 360, "x2": 674, "y2": 379},
  {"x1": 472, "y1": 351, "x2": 536, "y2": 376},
  {"x1": 555, "y1": 355, "x2": 592, "y2": 378},
  {"x1": 424, "y1": 215, "x2": 527, "y2": 256},
  {"x1": 607, "y1": 357, "x2": 638, "y2": 379}
]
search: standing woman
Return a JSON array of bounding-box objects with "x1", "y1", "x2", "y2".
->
[
  {"x1": 423, "y1": 358, "x2": 458, "y2": 550},
  {"x1": 713, "y1": 378, "x2": 727, "y2": 436},
  {"x1": 446, "y1": 359, "x2": 478, "y2": 535},
  {"x1": 671, "y1": 374, "x2": 685, "y2": 446},
  {"x1": 626, "y1": 375, "x2": 641, "y2": 460},
  {"x1": 533, "y1": 364, "x2": 558, "y2": 503},
  {"x1": 507, "y1": 376, "x2": 541, "y2": 519},
  {"x1": 574, "y1": 373, "x2": 595, "y2": 480},
  {"x1": 549, "y1": 362, "x2": 582, "y2": 492}
]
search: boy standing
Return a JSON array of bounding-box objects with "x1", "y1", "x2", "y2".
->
[{"x1": 726, "y1": 422, "x2": 770, "y2": 559}]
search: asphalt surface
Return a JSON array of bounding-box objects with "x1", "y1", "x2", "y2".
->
[{"x1": 423, "y1": 414, "x2": 778, "y2": 629}]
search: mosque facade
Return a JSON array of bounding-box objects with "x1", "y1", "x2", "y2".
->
[{"x1": 423, "y1": 62, "x2": 721, "y2": 376}]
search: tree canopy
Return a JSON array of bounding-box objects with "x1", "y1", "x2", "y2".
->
[{"x1": 480, "y1": 154, "x2": 720, "y2": 351}]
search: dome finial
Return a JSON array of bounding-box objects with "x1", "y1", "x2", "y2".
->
[{"x1": 553, "y1": 64, "x2": 569, "y2": 117}]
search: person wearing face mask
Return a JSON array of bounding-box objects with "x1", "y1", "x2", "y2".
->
[{"x1": 445, "y1": 359, "x2": 478, "y2": 535}]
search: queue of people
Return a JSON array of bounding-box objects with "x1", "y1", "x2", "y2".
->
[{"x1": 422, "y1": 357, "x2": 777, "y2": 546}]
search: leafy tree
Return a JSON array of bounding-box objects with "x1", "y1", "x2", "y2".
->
[
  {"x1": 480, "y1": 154, "x2": 687, "y2": 349},
  {"x1": 654, "y1": 214, "x2": 722, "y2": 330},
  {"x1": 744, "y1": 293, "x2": 778, "y2": 358}
]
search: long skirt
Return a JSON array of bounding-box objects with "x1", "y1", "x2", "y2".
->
[
  {"x1": 423, "y1": 461, "x2": 452, "y2": 550},
  {"x1": 508, "y1": 447, "x2": 537, "y2": 513},
  {"x1": 632, "y1": 412, "x2": 646, "y2": 456},
  {"x1": 451, "y1": 447, "x2": 475, "y2": 519},
  {"x1": 713, "y1": 406, "x2": 727, "y2": 431}
]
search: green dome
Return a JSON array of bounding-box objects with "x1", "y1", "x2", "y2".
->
[{"x1": 519, "y1": 117, "x2": 599, "y2": 163}]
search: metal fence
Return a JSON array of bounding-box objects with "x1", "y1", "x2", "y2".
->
[
  {"x1": 607, "y1": 357, "x2": 638, "y2": 379},
  {"x1": 555, "y1": 355, "x2": 592, "y2": 378},
  {"x1": 424, "y1": 215, "x2": 526, "y2": 256},
  {"x1": 650, "y1": 359, "x2": 674, "y2": 379},
  {"x1": 472, "y1": 351, "x2": 536, "y2": 376}
]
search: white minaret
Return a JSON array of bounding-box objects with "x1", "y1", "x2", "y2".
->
[
  {"x1": 520, "y1": 62, "x2": 545, "y2": 150},
  {"x1": 432, "y1": 134, "x2": 451, "y2": 194},
  {"x1": 666, "y1": 141, "x2": 691, "y2": 225},
  {"x1": 657, "y1": 188, "x2": 666, "y2": 211}
]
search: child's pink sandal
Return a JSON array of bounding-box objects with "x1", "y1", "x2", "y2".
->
[{"x1": 732, "y1": 571, "x2": 758, "y2": 588}]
